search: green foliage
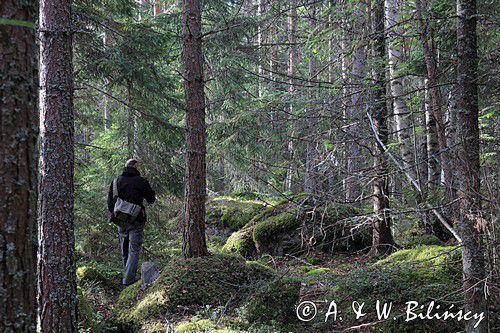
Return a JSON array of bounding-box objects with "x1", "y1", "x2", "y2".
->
[
  {"x1": 402, "y1": 234, "x2": 445, "y2": 248},
  {"x1": 252, "y1": 207, "x2": 302, "y2": 249}
]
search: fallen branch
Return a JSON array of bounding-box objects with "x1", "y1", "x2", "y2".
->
[{"x1": 366, "y1": 111, "x2": 462, "y2": 243}]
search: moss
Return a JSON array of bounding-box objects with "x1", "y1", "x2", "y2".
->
[
  {"x1": 305, "y1": 267, "x2": 329, "y2": 276},
  {"x1": 402, "y1": 234, "x2": 445, "y2": 248},
  {"x1": 76, "y1": 265, "x2": 119, "y2": 290},
  {"x1": 252, "y1": 207, "x2": 303, "y2": 250},
  {"x1": 78, "y1": 286, "x2": 97, "y2": 330},
  {"x1": 221, "y1": 202, "x2": 263, "y2": 231},
  {"x1": 243, "y1": 277, "x2": 301, "y2": 325},
  {"x1": 222, "y1": 227, "x2": 257, "y2": 257},
  {"x1": 323, "y1": 246, "x2": 462, "y2": 332},
  {"x1": 114, "y1": 255, "x2": 274, "y2": 328},
  {"x1": 174, "y1": 319, "x2": 213, "y2": 333}
]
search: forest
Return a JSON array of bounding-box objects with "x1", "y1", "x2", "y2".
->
[{"x1": 0, "y1": 0, "x2": 498, "y2": 332}]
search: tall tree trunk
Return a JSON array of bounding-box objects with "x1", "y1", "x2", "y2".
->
[
  {"x1": 38, "y1": 0, "x2": 77, "y2": 331},
  {"x1": 455, "y1": 0, "x2": 488, "y2": 330},
  {"x1": 0, "y1": 1, "x2": 38, "y2": 331},
  {"x1": 181, "y1": 0, "x2": 209, "y2": 257},
  {"x1": 415, "y1": 0, "x2": 452, "y2": 190},
  {"x1": 385, "y1": 0, "x2": 415, "y2": 179},
  {"x1": 369, "y1": 0, "x2": 395, "y2": 256},
  {"x1": 102, "y1": 22, "x2": 116, "y2": 130},
  {"x1": 304, "y1": 3, "x2": 317, "y2": 194},
  {"x1": 345, "y1": 1, "x2": 366, "y2": 204},
  {"x1": 424, "y1": 79, "x2": 440, "y2": 189},
  {"x1": 284, "y1": 0, "x2": 297, "y2": 193}
]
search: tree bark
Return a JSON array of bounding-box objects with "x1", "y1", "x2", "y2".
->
[
  {"x1": 38, "y1": 0, "x2": 77, "y2": 331},
  {"x1": 284, "y1": 0, "x2": 297, "y2": 193},
  {"x1": 344, "y1": 1, "x2": 367, "y2": 204},
  {"x1": 385, "y1": 0, "x2": 415, "y2": 179},
  {"x1": 304, "y1": 3, "x2": 317, "y2": 194},
  {"x1": 455, "y1": 0, "x2": 488, "y2": 330},
  {"x1": 369, "y1": 0, "x2": 396, "y2": 256},
  {"x1": 181, "y1": 0, "x2": 209, "y2": 257},
  {"x1": 424, "y1": 79, "x2": 440, "y2": 189},
  {"x1": 0, "y1": 1, "x2": 38, "y2": 331}
]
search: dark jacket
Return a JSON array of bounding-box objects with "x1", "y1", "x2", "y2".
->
[{"x1": 108, "y1": 167, "x2": 156, "y2": 223}]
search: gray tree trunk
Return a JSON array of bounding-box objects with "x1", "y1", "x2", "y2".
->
[
  {"x1": 0, "y1": 1, "x2": 38, "y2": 331},
  {"x1": 38, "y1": 0, "x2": 78, "y2": 331},
  {"x1": 455, "y1": 0, "x2": 488, "y2": 330},
  {"x1": 385, "y1": 0, "x2": 415, "y2": 178}
]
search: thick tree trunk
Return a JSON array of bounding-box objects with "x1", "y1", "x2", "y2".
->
[
  {"x1": 284, "y1": 0, "x2": 297, "y2": 193},
  {"x1": 344, "y1": 1, "x2": 366, "y2": 204},
  {"x1": 455, "y1": 0, "x2": 488, "y2": 330},
  {"x1": 181, "y1": 0, "x2": 209, "y2": 257},
  {"x1": 38, "y1": 0, "x2": 77, "y2": 331},
  {"x1": 369, "y1": 0, "x2": 395, "y2": 256},
  {"x1": 385, "y1": 0, "x2": 415, "y2": 178},
  {"x1": 0, "y1": 1, "x2": 38, "y2": 331}
]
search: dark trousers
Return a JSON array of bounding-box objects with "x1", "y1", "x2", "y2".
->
[{"x1": 118, "y1": 223, "x2": 144, "y2": 285}]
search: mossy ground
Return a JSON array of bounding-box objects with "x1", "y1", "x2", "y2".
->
[{"x1": 77, "y1": 193, "x2": 474, "y2": 333}]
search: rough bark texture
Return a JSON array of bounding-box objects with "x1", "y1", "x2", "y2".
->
[
  {"x1": 424, "y1": 79, "x2": 440, "y2": 189},
  {"x1": 455, "y1": 0, "x2": 488, "y2": 330},
  {"x1": 385, "y1": 0, "x2": 415, "y2": 178},
  {"x1": 38, "y1": 0, "x2": 77, "y2": 332},
  {"x1": 415, "y1": 0, "x2": 450, "y2": 190},
  {"x1": 344, "y1": 1, "x2": 366, "y2": 204},
  {"x1": 304, "y1": 3, "x2": 317, "y2": 194},
  {"x1": 181, "y1": 0, "x2": 209, "y2": 257},
  {"x1": 369, "y1": 0, "x2": 395, "y2": 256},
  {"x1": 284, "y1": 0, "x2": 297, "y2": 193},
  {"x1": 0, "y1": 1, "x2": 38, "y2": 331}
]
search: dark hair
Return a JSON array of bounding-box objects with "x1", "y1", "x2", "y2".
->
[{"x1": 125, "y1": 159, "x2": 138, "y2": 168}]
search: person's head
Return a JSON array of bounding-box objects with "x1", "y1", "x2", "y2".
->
[{"x1": 125, "y1": 158, "x2": 139, "y2": 170}]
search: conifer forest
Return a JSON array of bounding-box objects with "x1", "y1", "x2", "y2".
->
[{"x1": 0, "y1": 0, "x2": 499, "y2": 332}]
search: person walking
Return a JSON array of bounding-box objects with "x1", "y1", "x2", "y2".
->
[{"x1": 108, "y1": 159, "x2": 156, "y2": 285}]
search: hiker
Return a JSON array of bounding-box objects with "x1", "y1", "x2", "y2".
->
[{"x1": 108, "y1": 159, "x2": 156, "y2": 285}]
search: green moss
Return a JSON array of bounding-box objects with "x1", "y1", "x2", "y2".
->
[
  {"x1": 174, "y1": 319, "x2": 213, "y2": 333},
  {"x1": 114, "y1": 255, "x2": 274, "y2": 328},
  {"x1": 252, "y1": 207, "x2": 303, "y2": 249},
  {"x1": 323, "y1": 246, "x2": 462, "y2": 332},
  {"x1": 221, "y1": 202, "x2": 263, "y2": 231},
  {"x1": 305, "y1": 267, "x2": 329, "y2": 276},
  {"x1": 222, "y1": 227, "x2": 257, "y2": 257},
  {"x1": 402, "y1": 234, "x2": 445, "y2": 248},
  {"x1": 76, "y1": 265, "x2": 119, "y2": 290},
  {"x1": 243, "y1": 277, "x2": 301, "y2": 325},
  {"x1": 78, "y1": 286, "x2": 96, "y2": 330}
]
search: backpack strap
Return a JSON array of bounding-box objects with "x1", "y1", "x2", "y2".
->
[{"x1": 113, "y1": 178, "x2": 118, "y2": 200}]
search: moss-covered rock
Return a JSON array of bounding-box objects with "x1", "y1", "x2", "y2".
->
[
  {"x1": 222, "y1": 227, "x2": 257, "y2": 257},
  {"x1": 402, "y1": 233, "x2": 445, "y2": 248},
  {"x1": 242, "y1": 277, "x2": 301, "y2": 325},
  {"x1": 174, "y1": 319, "x2": 214, "y2": 333},
  {"x1": 114, "y1": 255, "x2": 275, "y2": 329},
  {"x1": 76, "y1": 265, "x2": 120, "y2": 290},
  {"x1": 321, "y1": 246, "x2": 463, "y2": 332}
]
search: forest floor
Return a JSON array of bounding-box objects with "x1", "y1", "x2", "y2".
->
[{"x1": 75, "y1": 193, "x2": 497, "y2": 333}]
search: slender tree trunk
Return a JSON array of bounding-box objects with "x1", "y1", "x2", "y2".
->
[
  {"x1": 369, "y1": 0, "x2": 395, "y2": 256},
  {"x1": 103, "y1": 22, "x2": 116, "y2": 130},
  {"x1": 0, "y1": 1, "x2": 38, "y2": 331},
  {"x1": 385, "y1": 0, "x2": 415, "y2": 178},
  {"x1": 345, "y1": 1, "x2": 366, "y2": 204},
  {"x1": 284, "y1": 0, "x2": 297, "y2": 193},
  {"x1": 304, "y1": 4, "x2": 317, "y2": 194},
  {"x1": 181, "y1": 0, "x2": 209, "y2": 257},
  {"x1": 38, "y1": 0, "x2": 77, "y2": 331},
  {"x1": 257, "y1": 0, "x2": 264, "y2": 98},
  {"x1": 424, "y1": 79, "x2": 440, "y2": 189},
  {"x1": 455, "y1": 0, "x2": 488, "y2": 330}
]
